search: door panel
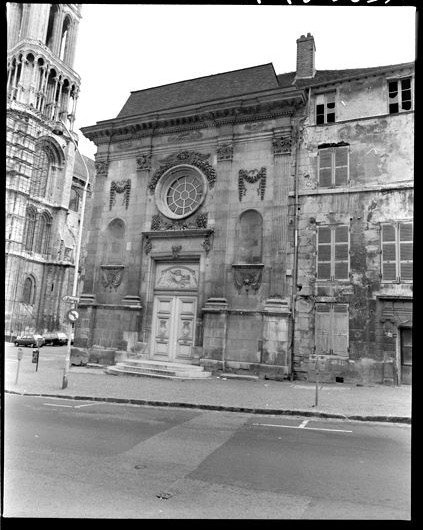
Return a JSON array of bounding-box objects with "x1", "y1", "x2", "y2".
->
[
  {"x1": 175, "y1": 297, "x2": 197, "y2": 361},
  {"x1": 400, "y1": 328, "x2": 412, "y2": 385},
  {"x1": 152, "y1": 296, "x2": 174, "y2": 359}
]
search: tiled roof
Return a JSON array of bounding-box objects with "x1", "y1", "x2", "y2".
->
[
  {"x1": 117, "y1": 64, "x2": 280, "y2": 119},
  {"x1": 278, "y1": 62, "x2": 414, "y2": 89},
  {"x1": 116, "y1": 61, "x2": 414, "y2": 119}
]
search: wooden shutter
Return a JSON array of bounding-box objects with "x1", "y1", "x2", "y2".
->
[
  {"x1": 334, "y1": 146, "x2": 349, "y2": 186},
  {"x1": 334, "y1": 225, "x2": 349, "y2": 280},
  {"x1": 318, "y1": 148, "x2": 333, "y2": 187},
  {"x1": 317, "y1": 226, "x2": 331, "y2": 280},
  {"x1": 399, "y1": 222, "x2": 413, "y2": 281},
  {"x1": 315, "y1": 304, "x2": 331, "y2": 354},
  {"x1": 381, "y1": 224, "x2": 397, "y2": 281},
  {"x1": 332, "y1": 304, "x2": 349, "y2": 356}
]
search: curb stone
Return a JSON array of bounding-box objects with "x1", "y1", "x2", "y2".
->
[{"x1": 4, "y1": 390, "x2": 411, "y2": 424}]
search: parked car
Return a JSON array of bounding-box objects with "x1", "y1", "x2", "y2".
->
[
  {"x1": 14, "y1": 334, "x2": 45, "y2": 347},
  {"x1": 43, "y1": 332, "x2": 68, "y2": 346}
]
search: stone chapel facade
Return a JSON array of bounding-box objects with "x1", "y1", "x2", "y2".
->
[
  {"x1": 78, "y1": 34, "x2": 413, "y2": 385},
  {"x1": 6, "y1": 3, "x2": 95, "y2": 337}
]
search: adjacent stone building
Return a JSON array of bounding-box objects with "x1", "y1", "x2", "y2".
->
[
  {"x1": 5, "y1": 3, "x2": 95, "y2": 338},
  {"x1": 79, "y1": 34, "x2": 413, "y2": 385}
]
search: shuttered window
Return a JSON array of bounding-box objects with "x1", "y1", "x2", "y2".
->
[
  {"x1": 318, "y1": 146, "x2": 349, "y2": 187},
  {"x1": 381, "y1": 222, "x2": 413, "y2": 283},
  {"x1": 317, "y1": 225, "x2": 350, "y2": 281},
  {"x1": 315, "y1": 303, "x2": 349, "y2": 356}
]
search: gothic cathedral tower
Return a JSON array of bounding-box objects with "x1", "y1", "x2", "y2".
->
[{"x1": 6, "y1": 4, "x2": 90, "y2": 337}]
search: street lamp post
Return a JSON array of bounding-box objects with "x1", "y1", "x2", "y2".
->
[{"x1": 53, "y1": 119, "x2": 90, "y2": 389}]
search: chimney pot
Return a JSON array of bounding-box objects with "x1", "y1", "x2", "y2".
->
[{"x1": 295, "y1": 33, "x2": 316, "y2": 80}]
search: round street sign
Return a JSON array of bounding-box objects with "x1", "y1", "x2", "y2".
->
[{"x1": 67, "y1": 309, "x2": 80, "y2": 322}]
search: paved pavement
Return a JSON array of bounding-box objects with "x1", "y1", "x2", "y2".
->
[{"x1": 4, "y1": 343, "x2": 412, "y2": 423}]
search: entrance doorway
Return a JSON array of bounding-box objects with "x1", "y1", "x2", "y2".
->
[
  {"x1": 151, "y1": 262, "x2": 199, "y2": 363},
  {"x1": 400, "y1": 327, "x2": 412, "y2": 385},
  {"x1": 152, "y1": 295, "x2": 197, "y2": 362}
]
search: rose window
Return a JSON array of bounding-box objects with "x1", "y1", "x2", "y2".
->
[
  {"x1": 155, "y1": 165, "x2": 207, "y2": 220},
  {"x1": 166, "y1": 174, "x2": 203, "y2": 216}
]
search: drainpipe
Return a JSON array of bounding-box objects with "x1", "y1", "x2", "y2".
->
[{"x1": 289, "y1": 89, "x2": 310, "y2": 381}]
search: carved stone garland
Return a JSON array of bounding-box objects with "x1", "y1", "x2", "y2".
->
[
  {"x1": 100, "y1": 265, "x2": 124, "y2": 292},
  {"x1": 238, "y1": 168, "x2": 267, "y2": 201},
  {"x1": 110, "y1": 179, "x2": 131, "y2": 210},
  {"x1": 148, "y1": 151, "x2": 216, "y2": 193}
]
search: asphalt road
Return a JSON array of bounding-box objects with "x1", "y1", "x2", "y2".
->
[{"x1": 3, "y1": 394, "x2": 411, "y2": 519}]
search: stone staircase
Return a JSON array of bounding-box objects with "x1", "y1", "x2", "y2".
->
[{"x1": 104, "y1": 358, "x2": 212, "y2": 380}]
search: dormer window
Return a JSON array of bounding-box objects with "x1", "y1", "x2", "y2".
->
[
  {"x1": 388, "y1": 77, "x2": 413, "y2": 114},
  {"x1": 316, "y1": 92, "x2": 336, "y2": 125}
]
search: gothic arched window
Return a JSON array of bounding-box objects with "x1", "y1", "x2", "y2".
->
[
  {"x1": 30, "y1": 147, "x2": 51, "y2": 197},
  {"x1": 22, "y1": 276, "x2": 36, "y2": 305},
  {"x1": 60, "y1": 16, "x2": 71, "y2": 61},
  {"x1": 24, "y1": 206, "x2": 37, "y2": 251},
  {"x1": 34, "y1": 211, "x2": 52, "y2": 255}
]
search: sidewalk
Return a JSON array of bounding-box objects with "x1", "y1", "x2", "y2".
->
[{"x1": 5, "y1": 346, "x2": 412, "y2": 424}]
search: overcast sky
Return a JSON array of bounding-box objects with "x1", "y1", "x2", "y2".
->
[{"x1": 73, "y1": 4, "x2": 416, "y2": 159}]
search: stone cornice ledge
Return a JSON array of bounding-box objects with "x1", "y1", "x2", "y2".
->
[{"x1": 143, "y1": 229, "x2": 213, "y2": 239}]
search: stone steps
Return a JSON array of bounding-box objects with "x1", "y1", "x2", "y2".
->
[{"x1": 104, "y1": 359, "x2": 212, "y2": 380}]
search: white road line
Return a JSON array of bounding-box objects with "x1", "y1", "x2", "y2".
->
[
  {"x1": 252, "y1": 422, "x2": 352, "y2": 433},
  {"x1": 298, "y1": 419, "x2": 309, "y2": 428},
  {"x1": 73, "y1": 403, "x2": 102, "y2": 408},
  {"x1": 44, "y1": 403, "x2": 73, "y2": 408}
]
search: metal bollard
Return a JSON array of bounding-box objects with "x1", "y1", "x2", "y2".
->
[{"x1": 15, "y1": 347, "x2": 24, "y2": 384}]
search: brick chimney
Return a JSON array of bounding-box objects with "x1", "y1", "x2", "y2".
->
[{"x1": 295, "y1": 33, "x2": 316, "y2": 80}]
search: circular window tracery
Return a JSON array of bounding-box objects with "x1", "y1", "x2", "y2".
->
[{"x1": 155, "y1": 165, "x2": 207, "y2": 220}]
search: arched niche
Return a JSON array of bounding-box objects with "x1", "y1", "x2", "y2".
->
[{"x1": 236, "y1": 209, "x2": 263, "y2": 264}]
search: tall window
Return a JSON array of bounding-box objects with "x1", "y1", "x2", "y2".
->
[
  {"x1": 69, "y1": 185, "x2": 81, "y2": 212},
  {"x1": 31, "y1": 148, "x2": 51, "y2": 197},
  {"x1": 315, "y1": 303, "x2": 349, "y2": 356},
  {"x1": 60, "y1": 16, "x2": 71, "y2": 61},
  {"x1": 381, "y1": 222, "x2": 413, "y2": 283},
  {"x1": 316, "y1": 92, "x2": 336, "y2": 125},
  {"x1": 317, "y1": 225, "x2": 350, "y2": 281},
  {"x1": 22, "y1": 276, "x2": 36, "y2": 305},
  {"x1": 318, "y1": 145, "x2": 349, "y2": 187},
  {"x1": 24, "y1": 206, "x2": 37, "y2": 251},
  {"x1": 388, "y1": 78, "x2": 413, "y2": 114},
  {"x1": 34, "y1": 212, "x2": 52, "y2": 255}
]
